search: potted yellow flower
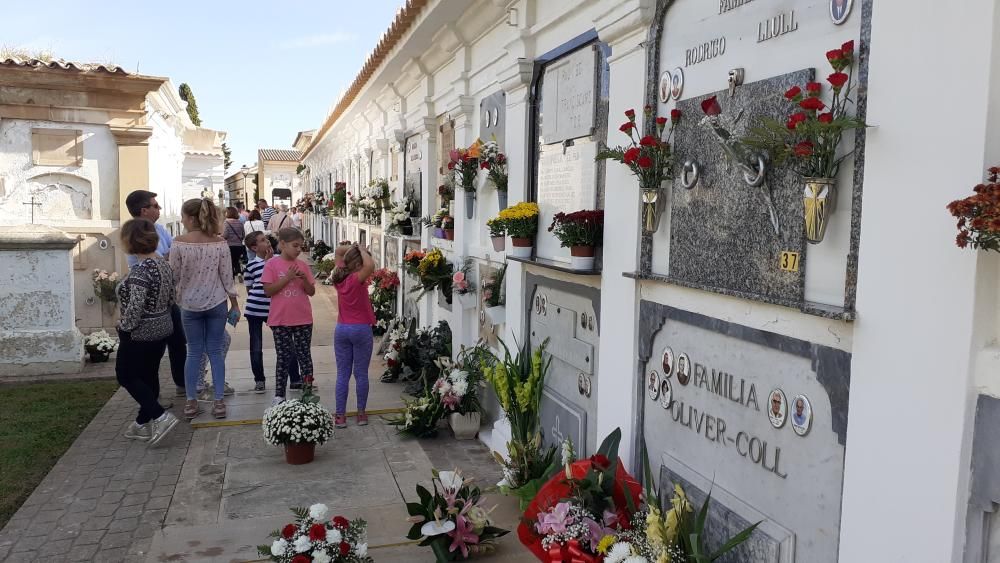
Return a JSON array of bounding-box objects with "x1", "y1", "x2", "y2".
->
[{"x1": 498, "y1": 202, "x2": 540, "y2": 258}]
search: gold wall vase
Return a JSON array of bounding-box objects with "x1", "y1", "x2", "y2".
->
[
  {"x1": 803, "y1": 177, "x2": 836, "y2": 244},
  {"x1": 640, "y1": 186, "x2": 666, "y2": 234}
]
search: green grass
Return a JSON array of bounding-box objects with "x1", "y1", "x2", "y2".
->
[{"x1": 0, "y1": 379, "x2": 118, "y2": 528}]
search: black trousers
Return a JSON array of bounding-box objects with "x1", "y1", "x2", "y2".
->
[
  {"x1": 116, "y1": 331, "x2": 168, "y2": 425},
  {"x1": 229, "y1": 245, "x2": 244, "y2": 277},
  {"x1": 166, "y1": 305, "x2": 186, "y2": 389}
]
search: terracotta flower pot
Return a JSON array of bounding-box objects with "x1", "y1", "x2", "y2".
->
[
  {"x1": 284, "y1": 442, "x2": 316, "y2": 465},
  {"x1": 509, "y1": 237, "x2": 533, "y2": 258},
  {"x1": 570, "y1": 245, "x2": 596, "y2": 270},
  {"x1": 445, "y1": 229, "x2": 455, "y2": 241},
  {"x1": 491, "y1": 236, "x2": 505, "y2": 252}
]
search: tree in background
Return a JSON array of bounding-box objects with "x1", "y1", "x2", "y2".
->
[
  {"x1": 222, "y1": 142, "x2": 232, "y2": 172},
  {"x1": 178, "y1": 83, "x2": 201, "y2": 126}
]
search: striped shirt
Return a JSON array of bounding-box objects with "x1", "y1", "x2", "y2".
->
[
  {"x1": 244, "y1": 257, "x2": 270, "y2": 318},
  {"x1": 261, "y1": 206, "x2": 276, "y2": 225}
]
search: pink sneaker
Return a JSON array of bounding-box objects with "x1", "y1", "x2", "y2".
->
[
  {"x1": 357, "y1": 412, "x2": 368, "y2": 426},
  {"x1": 334, "y1": 415, "x2": 347, "y2": 428}
]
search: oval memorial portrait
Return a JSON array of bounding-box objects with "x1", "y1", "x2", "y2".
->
[
  {"x1": 659, "y1": 379, "x2": 673, "y2": 409},
  {"x1": 661, "y1": 347, "x2": 674, "y2": 377},
  {"x1": 768, "y1": 388, "x2": 788, "y2": 428},
  {"x1": 675, "y1": 353, "x2": 691, "y2": 385},
  {"x1": 648, "y1": 371, "x2": 661, "y2": 400},
  {"x1": 830, "y1": 0, "x2": 852, "y2": 25},
  {"x1": 659, "y1": 71, "x2": 672, "y2": 103},
  {"x1": 791, "y1": 394, "x2": 813, "y2": 436},
  {"x1": 670, "y1": 66, "x2": 684, "y2": 100}
]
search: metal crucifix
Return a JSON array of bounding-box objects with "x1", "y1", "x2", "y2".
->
[{"x1": 23, "y1": 195, "x2": 41, "y2": 224}]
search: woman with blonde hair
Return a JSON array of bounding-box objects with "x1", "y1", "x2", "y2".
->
[{"x1": 169, "y1": 198, "x2": 240, "y2": 420}]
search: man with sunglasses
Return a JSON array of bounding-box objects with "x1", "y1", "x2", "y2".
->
[{"x1": 125, "y1": 190, "x2": 187, "y2": 399}]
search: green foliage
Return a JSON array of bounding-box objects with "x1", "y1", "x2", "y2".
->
[
  {"x1": 178, "y1": 83, "x2": 202, "y2": 126},
  {"x1": 221, "y1": 142, "x2": 232, "y2": 172},
  {"x1": 296, "y1": 164, "x2": 307, "y2": 174}
]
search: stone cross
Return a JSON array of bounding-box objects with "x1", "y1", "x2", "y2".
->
[{"x1": 23, "y1": 195, "x2": 41, "y2": 224}]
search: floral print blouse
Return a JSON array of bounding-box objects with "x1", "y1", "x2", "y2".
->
[
  {"x1": 168, "y1": 240, "x2": 237, "y2": 311},
  {"x1": 117, "y1": 257, "x2": 174, "y2": 341}
]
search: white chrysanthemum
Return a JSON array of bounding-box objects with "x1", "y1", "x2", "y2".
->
[
  {"x1": 356, "y1": 543, "x2": 368, "y2": 557},
  {"x1": 327, "y1": 527, "x2": 342, "y2": 544},
  {"x1": 606, "y1": 542, "x2": 634, "y2": 563},
  {"x1": 270, "y1": 538, "x2": 288, "y2": 555},
  {"x1": 312, "y1": 552, "x2": 331, "y2": 563},
  {"x1": 451, "y1": 378, "x2": 468, "y2": 398},
  {"x1": 293, "y1": 534, "x2": 311, "y2": 553}
]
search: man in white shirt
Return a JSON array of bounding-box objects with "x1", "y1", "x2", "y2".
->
[{"x1": 125, "y1": 190, "x2": 187, "y2": 397}]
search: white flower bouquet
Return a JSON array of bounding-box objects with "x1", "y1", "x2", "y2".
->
[
  {"x1": 92, "y1": 269, "x2": 120, "y2": 303},
  {"x1": 262, "y1": 399, "x2": 335, "y2": 446},
  {"x1": 83, "y1": 330, "x2": 119, "y2": 361},
  {"x1": 258, "y1": 503, "x2": 372, "y2": 563}
]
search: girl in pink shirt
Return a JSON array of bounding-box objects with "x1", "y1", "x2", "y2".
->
[
  {"x1": 261, "y1": 228, "x2": 316, "y2": 405},
  {"x1": 331, "y1": 244, "x2": 376, "y2": 427}
]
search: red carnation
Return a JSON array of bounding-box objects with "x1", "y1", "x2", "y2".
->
[
  {"x1": 639, "y1": 135, "x2": 657, "y2": 147},
  {"x1": 806, "y1": 82, "x2": 822, "y2": 95},
  {"x1": 799, "y1": 97, "x2": 825, "y2": 111},
  {"x1": 784, "y1": 85, "x2": 802, "y2": 100},
  {"x1": 827, "y1": 72, "x2": 849, "y2": 90},
  {"x1": 786, "y1": 119, "x2": 798, "y2": 130},
  {"x1": 309, "y1": 524, "x2": 326, "y2": 541},
  {"x1": 339, "y1": 542, "x2": 351, "y2": 556},
  {"x1": 655, "y1": 116, "x2": 668, "y2": 127},
  {"x1": 826, "y1": 49, "x2": 842, "y2": 63},
  {"x1": 841, "y1": 40, "x2": 855, "y2": 57},
  {"x1": 447, "y1": 161, "x2": 455, "y2": 170},
  {"x1": 332, "y1": 516, "x2": 350, "y2": 530},
  {"x1": 793, "y1": 141, "x2": 814, "y2": 157},
  {"x1": 636, "y1": 156, "x2": 653, "y2": 169},
  {"x1": 619, "y1": 122, "x2": 636, "y2": 133},
  {"x1": 480, "y1": 160, "x2": 490, "y2": 169},
  {"x1": 700, "y1": 95, "x2": 721, "y2": 116},
  {"x1": 818, "y1": 112, "x2": 834, "y2": 124},
  {"x1": 291, "y1": 556, "x2": 310, "y2": 563},
  {"x1": 281, "y1": 524, "x2": 297, "y2": 539},
  {"x1": 623, "y1": 147, "x2": 641, "y2": 165},
  {"x1": 643, "y1": 105, "x2": 653, "y2": 115},
  {"x1": 624, "y1": 108, "x2": 636, "y2": 119},
  {"x1": 670, "y1": 108, "x2": 682, "y2": 123},
  {"x1": 791, "y1": 112, "x2": 807, "y2": 124}
]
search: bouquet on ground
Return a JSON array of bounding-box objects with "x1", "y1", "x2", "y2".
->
[
  {"x1": 84, "y1": 330, "x2": 118, "y2": 358},
  {"x1": 497, "y1": 202, "x2": 540, "y2": 240},
  {"x1": 433, "y1": 363, "x2": 480, "y2": 416},
  {"x1": 480, "y1": 138, "x2": 508, "y2": 193},
  {"x1": 518, "y1": 429, "x2": 643, "y2": 561},
  {"x1": 406, "y1": 469, "x2": 509, "y2": 560},
  {"x1": 449, "y1": 140, "x2": 483, "y2": 192},
  {"x1": 597, "y1": 106, "x2": 681, "y2": 191},
  {"x1": 369, "y1": 268, "x2": 399, "y2": 336},
  {"x1": 548, "y1": 209, "x2": 605, "y2": 249},
  {"x1": 741, "y1": 41, "x2": 866, "y2": 179},
  {"x1": 948, "y1": 165, "x2": 1000, "y2": 251},
  {"x1": 388, "y1": 393, "x2": 445, "y2": 438},
  {"x1": 92, "y1": 269, "x2": 120, "y2": 303},
  {"x1": 482, "y1": 339, "x2": 559, "y2": 508},
  {"x1": 258, "y1": 503, "x2": 372, "y2": 563},
  {"x1": 311, "y1": 241, "x2": 332, "y2": 262},
  {"x1": 262, "y1": 398, "x2": 334, "y2": 446}
]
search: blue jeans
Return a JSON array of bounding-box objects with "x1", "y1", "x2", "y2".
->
[{"x1": 181, "y1": 301, "x2": 228, "y2": 400}]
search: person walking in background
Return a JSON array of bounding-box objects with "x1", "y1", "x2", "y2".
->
[
  {"x1": 238, "y1": 204, "x2": 249, "y2": 224},
  {"x1": 116, "y1": 218, "x2": 179, "y2": 446},
  {"x1": 290, "y1": 206, "x2": 302, "y2": 230},
  {"x1": 245, "y1": 209, "x2": 268, "y2": 260},
  {"x1": 267, "y1": 204, "x2": 292, "y2": 233},
  {"x1": 258, "y1": 199, "x2": 276, "y2": 225},
  {"x1": 223, "y1": 206, "x2": 246, "y2": 279},
  {"x1": 124, "y1": 190, "x2": 187, "y2": 400},
  {"x1": 261, "y1": 228, "x2": 316, "y2": 406},
  {"x1": 331, "y1": 244, "x2": 376, "y2": 428},
  {"x1": 170, "y1": 198, "x2": 240, "y2": 421}
]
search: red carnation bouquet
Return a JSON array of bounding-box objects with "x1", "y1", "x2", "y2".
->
[
  {"x1": 548, "y1": 209, "x2": 605, "y2": 248},
  {"x1": 948, "y1": 166, "x2": 1000, "y2": 251},
  {"x1": 517, "y1": 429, "x2": 643, "y2": 562},
  {"x1": 258, "y1": 503, "x2": 372, "y2": 562},
  {"x1": 742, "y1": 41, "x2": 867, "y2": 179},
  {"x1": 597, "y1": 106, "x2": 681, "y2": 191}
]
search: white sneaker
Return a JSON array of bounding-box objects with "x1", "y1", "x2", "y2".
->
[
  {"x1": 124, "y1": 422, "x2": 151, "y2": 441},
  {"x1": 271, "y1": 396, "x2": 286, "y2": 407},
  {"x1": 148, "y1": 412, "x2": 179, "y2": 447}
]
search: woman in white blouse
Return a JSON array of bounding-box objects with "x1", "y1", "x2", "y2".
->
[{"x1": 169, "y1": 198, "x2": 239, "y2": 420}]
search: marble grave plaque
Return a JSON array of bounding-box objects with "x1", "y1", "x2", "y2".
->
[
  {"x1": 535, "y1": 140, "x2": 598, "y2": 262},
  {"x1": 385, "y1": 237, "x2": 399, "y2": 270},
  {"x1": 541, "y1": 45, "x2": 598, "y2": 144},
  {"x1": 539, "y1": 388, "x2": 586, "y2": 457}
]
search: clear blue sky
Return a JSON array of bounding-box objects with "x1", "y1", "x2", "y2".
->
[{"x1": 4, "y1": 0, "x2": 404, "y2": 172}]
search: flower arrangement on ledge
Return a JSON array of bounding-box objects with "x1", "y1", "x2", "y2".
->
[
  {"x1": 487, "y1": 217, "x2": 506, "y2": 251},
  {"x1": 548, "y1": 209, "x2": 604, "y2": 270},
  {"x1": 452, "y1": 260, "x2": 476, "y2": 309},
  {"x1": 496, "y1": 201, "x2": 540, "y2": 258},
  {"x1": 449, "y1": 140, "x2": 483, "y2": 193},
  {"x1": 412, "y1": 248, "x2": 454, "y2": 303},
  {"x1": 948, "y1": 165, "x2": 1000, "y2": 251},
  {"x1": 258, "y1": 504, "x2": 372, "y2": 563},
  {"x1": 406, "y1": 469, "x2": 510, "y2": 561},
  {"x1": 369, "y1": 268, "x2": 399, "y2": 336},
  {"x1": 741, "y1": 40, "x2": 867, "y2": 243},
  {"x1": 597, "y1": 107, "x2": 680, "y2": 233},
  {"x1": 481, "y1": 138, "x2": 509, "y2": 210}
]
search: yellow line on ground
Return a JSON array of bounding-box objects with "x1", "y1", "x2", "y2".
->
[{"x1": 190, "y1": 407, "x2": 405, "y2": 429}]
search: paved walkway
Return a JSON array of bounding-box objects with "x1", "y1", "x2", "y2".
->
[{"x1": 0, "y1": 285, "x2": 528, "y2": 562}]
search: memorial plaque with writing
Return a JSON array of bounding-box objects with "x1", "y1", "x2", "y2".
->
[
  {"x1": 438, "y1": 118, "x2": 455, "y2": 175},
  {"x1": 541, "y1": 45, "x2": 597, "y2": 144},
  {"x1": 640, "y1": 303, "x2": 850, "y2": 562},
  {"x1": 385, "y1": 236, "x2": 399, "y2": 270},
  {"x1": 539, "y1": 388, "x2": 586, "y2": 458},
  {"x1": 535, "y1": 140, "x2": 597, "y2": 262}
]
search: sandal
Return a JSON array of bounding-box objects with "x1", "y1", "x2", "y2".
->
[
  {"x1": 212, "y1": 400, "x2": 227, "y2": 419},
  {"x1": 183, "y1": 400, "x2": 202, "y2": 421}
]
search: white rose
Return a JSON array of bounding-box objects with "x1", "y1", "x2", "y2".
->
[
  {"x1": 293, "y1": 535, "x2": 311, "y2": 553},
  {"x1": 270, "y1": 538, "x2": 288, "y2": 555}
]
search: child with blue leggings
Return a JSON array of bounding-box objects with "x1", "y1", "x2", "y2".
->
[{"x1": 331, "y1": 244, "x2": 376, "y2": 428}]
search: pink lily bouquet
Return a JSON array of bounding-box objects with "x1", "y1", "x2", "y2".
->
[{"x1": 406, "y1": 469, "x2": 509, "y2": 560}]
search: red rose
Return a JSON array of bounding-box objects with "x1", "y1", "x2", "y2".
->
[
  {"x1": 826, "y1": 49, "x2": 842, "y2": 62},
  {"x1": 332, "y1": 516, "x2": 350, "y2": 530},
  {"x1": 806, "y1": 82, "x2": 822, "y2": 95},
  {"x1": 670, "y1": 108, "x2": 682, "y2": 123},
  {"x1": 700, "y1": 95, "x2": 721, "y2": 116},
  {"x1": 799, "y1": 97, "x2": 825, "y2": 111},
  {"x1": 827, "y1": 72, "x2": 849, "y2": 90},
  {"x1": 818, "y1": 112, "x2": 834, "y2": 124},
  {"x1": 655, "y1": 116, "x2": 668, "y2": 127},
  {"x1": 623, "y1": 147, "x2": 641, "y2": 165},
  {"x1": 639, "y1": 135, "x2": 657, "y2": 147},
  {"x1": 590, "y1": 454, "x2": 611, "y2": 470},
  {"x1": 793, "y1": 141, "x2": 814, "y2": 157},
  {"x1": 784, "y1": 86, "x2": 802, "y2": 100},
  {"x1": 841, "y1": 40, "x2": 855, "y2": 57},
  {"x1": 339, "y1": 542, "x2": 351, "y2": 556},
  {"x1": 624, "y1": 108, "x2": 636, "y2": 119},
  {"x1": 309, "y1": 524, "x2": 326, "y2": 541},
  {"x1": 281, "y1": 524, "x2": 297, "y2": 539},
  {"x1": 619, "y1": 122, "x2": 636, "y2": 133},
  {"x1": 636, "y1": 156, "x2": 653, "y2": 169},
  {"x1": 291, "y1": 556, "x2": 310, "y2": 563}
]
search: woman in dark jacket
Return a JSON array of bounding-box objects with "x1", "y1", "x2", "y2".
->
[{"x1": 223, "y1": 206, "x2": 246, "y2": 278}]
